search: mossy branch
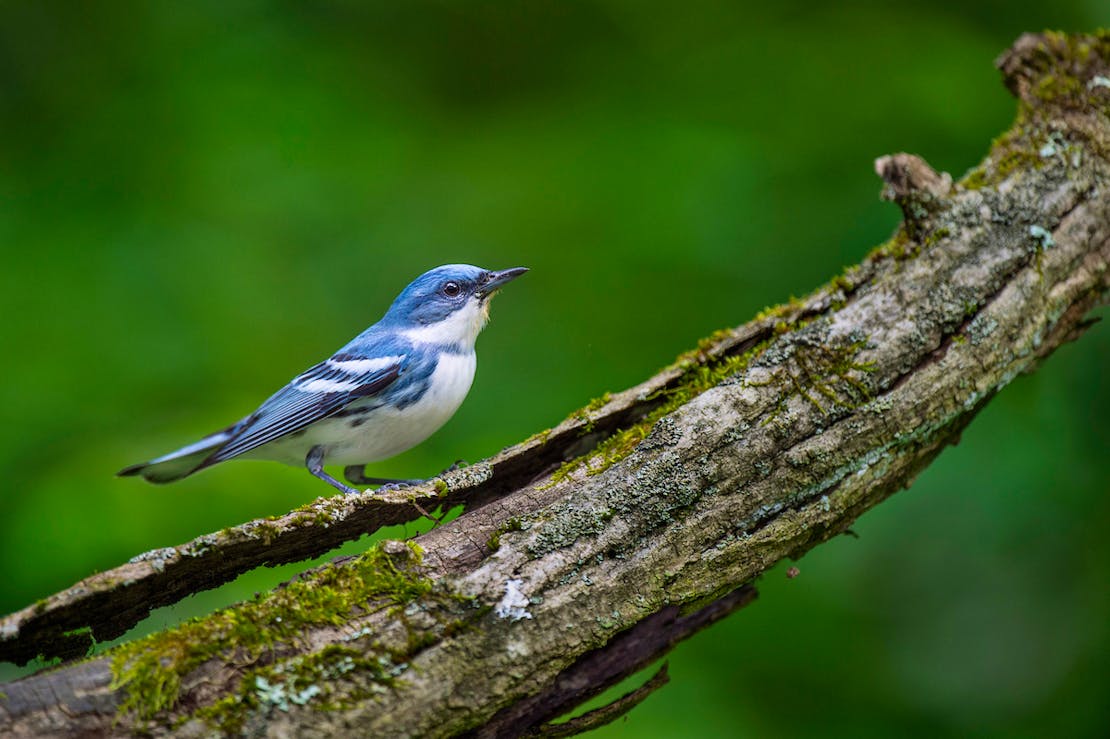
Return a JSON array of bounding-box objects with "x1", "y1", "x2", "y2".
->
[{"x1": 2, "y1": 30, "x2": 1109, "y2": 738}]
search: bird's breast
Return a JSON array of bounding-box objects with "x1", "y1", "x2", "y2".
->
[{"x1": 422, "y1": 350, "x2": 478, "y2": 408}]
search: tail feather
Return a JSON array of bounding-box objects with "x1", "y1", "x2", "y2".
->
[{"x1": 118, "y1": 426, "x2": 237, "y2": 484}]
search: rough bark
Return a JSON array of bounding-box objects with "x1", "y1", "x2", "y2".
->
[{"x1": 2, "y1": 31, "x2": 1109, "y2": 738}]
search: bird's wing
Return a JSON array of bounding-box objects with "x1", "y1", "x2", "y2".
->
[{"x1": 200, "y1": 353, "x2": 405, "y2": 466}]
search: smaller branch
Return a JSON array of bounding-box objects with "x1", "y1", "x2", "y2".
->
[
  {"x1": 528, "y1": 663, "x2": 671, "y2": 739},
  {"x1": 473, "y1": 586, "x2": 758, "y2": 738}
]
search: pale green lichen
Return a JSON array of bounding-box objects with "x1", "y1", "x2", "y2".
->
[
  {"x1": 1028, "y1": 224, "x2": 1055, "y2": 249},
  {"x1": 190, "y1": 644, "x2": 405, "y2": 733},
  {"x1": 109, "y1": 541, "x2": 433, "y2": 725}
]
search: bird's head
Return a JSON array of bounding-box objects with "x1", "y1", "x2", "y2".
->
[{"x1": 383, "y1": 264, "x2": 528, "y2": 349}]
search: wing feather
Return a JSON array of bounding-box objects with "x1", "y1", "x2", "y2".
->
[{"x1": 200, "y1": 358, "x2": 403, "y2": 466}]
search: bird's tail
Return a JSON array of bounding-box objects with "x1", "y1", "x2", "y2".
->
[{"x1": 117, "y1": 426, "x2": 237, "y2": 484}]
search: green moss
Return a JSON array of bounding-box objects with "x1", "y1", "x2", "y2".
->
[
  {"x1": 674, "y1": 328, "x2": 740, "y2": 366},
  {"x1": 753, "y1": 296, "x2": 806, "y2": 323},
  {"x1": 249, "y1": 519, "x2": 283, "y2": 546},
  {"x1": 568, "y1": 392, "x2": 616, "y2": 434},
  {"x1": 955, "y1": 28, "x2": 1110, "y2": 194},
  {"x1": 782, "y1": 339, "x2": 875, "y2": 415},
  {"x1": 109, "y1": 540, "x2": 432, "y2": 724},
  {"x1": 999, "y1": 148, "x2": 1043, "y2": 179},
  {"x1": 957, "y1": 108, "x2": 1043, "y2": 191},
  {"x1": 286, "y1": 508, "x2": 333, "y2": 528},
  {"x1": 544, "y1": 342, "x2": 773, "y2": 487},
  {"x1": 524, "y1": 428, "x2": 553, "y2": 447},
  {"x1": 830, "y1": 273, "x2": 854, "y2": 293},
  {"x1": 586, "y1": 392, "x2": 612, "y2": 411},
  {"x1": 1034, "y1": 73, "x2": 1084, "y2": 103},
  {"x1": 539, "y1": 272, "x2": 878, "y2": 489},
  {"x1": 486, "y1": 517, "x2": 525, "y2": 551},
  {"x1": 1028, "y1": 30, "x2": 1109, "y2": 106},
  {"x1": 871, "y1": 223, "x2": 949, "y2": 261},
  {"x1": 573, "y1": 409, "x2": 597, "y2": 432},
  {"x1": 922, "y1": 226, "x2": 951, "y2": 248},
  {"x1": 961, "y1": 166, "x2": 989, "y2": 190},
  {"x1": 191, "y1": 644, "x2": 401, "y2": 733},
  {"x1": 960, "y1": 143, "x2": 1043, "y2": 191},
  {"x1": 868, "y1": 228, "x2": 914, "y2": 261}
]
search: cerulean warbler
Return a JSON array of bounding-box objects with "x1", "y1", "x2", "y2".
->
[{"x1": 119, "y1": 264, "x2": 527, "y2": 495}]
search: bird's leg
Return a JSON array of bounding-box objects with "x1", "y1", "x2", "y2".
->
[
  {"x1": 306, "y1": 447, "x2": 362, "y2": 496},
  {"x1": 343, "y1": 464, "x2": 422, "y2": 488}
]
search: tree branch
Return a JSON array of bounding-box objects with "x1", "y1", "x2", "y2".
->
[{"x1": 2, "y1": 30, "x2": 1109, "y2": 738}]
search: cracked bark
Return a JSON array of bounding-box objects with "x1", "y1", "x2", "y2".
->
[{"x1": 2, "y1": 31, "x2": 1108, "y2": 738}]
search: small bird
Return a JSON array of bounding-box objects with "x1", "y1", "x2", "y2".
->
[{"x1": 119, "y1": 264, "x2": 527, "y2": 495}]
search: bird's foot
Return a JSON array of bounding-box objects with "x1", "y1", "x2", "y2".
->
[{"x1": 343, "y1": 464, "x2": 422, "y2": 488}]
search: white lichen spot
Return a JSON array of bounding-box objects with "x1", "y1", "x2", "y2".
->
[
  {"x1": 734, "y1": 384, "x2": 762, "y2": 406},
  {"x1": 967, "y1": 314, "x2": 999, "y2": 346},
  {"x1": 1038, "y1": 132, "x2": 1066, "y2": 159},
  {"x1": 495, "y1": 579, "x2": 533, "y2": 622},
  {"x1": 129, "y1": 546, "x2": 178, "y2": 565},
  {"x1": 341, "y1": 625, "x2": 375, "y2": 642},
  {"x1": 1088, "y1": 75, "x2": 1110, "y2": 90},
  {"x1": 289, "y1": 684, "x2": 321, "y2": 706},
  {"x1": 1028, "y1": 225, "x2": 1055, "y2": 250}
]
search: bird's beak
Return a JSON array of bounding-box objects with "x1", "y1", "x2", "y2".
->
[{"x1": 478, "y1": 267, "x2": 529, "y2": 298}]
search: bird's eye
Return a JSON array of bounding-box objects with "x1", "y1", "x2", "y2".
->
[{"x1": 443, "y1": 281, "x2": 461, "y2": 297}]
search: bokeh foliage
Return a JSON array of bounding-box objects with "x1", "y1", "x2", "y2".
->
[{"x1": 0, "y1": 1, "x2": 1107, "y2": 735}]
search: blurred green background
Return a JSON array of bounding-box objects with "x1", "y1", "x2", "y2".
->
[{"x1": 1, "y1": 1, "x2": 1107, "y2": 735}]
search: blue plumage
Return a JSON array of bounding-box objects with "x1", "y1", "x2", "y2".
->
[{"x1": 118, "y1": 264, "x2": 527, "y2": 495}]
